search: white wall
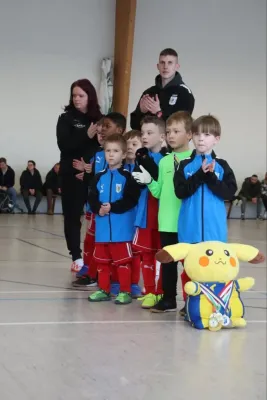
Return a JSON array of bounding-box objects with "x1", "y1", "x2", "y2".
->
[
  {"x1": 129, "y1": 0, "x2": 266, "y2": 185},
  {"x1": 0, "y1": 0, "x2": 115, "y2": 185}
]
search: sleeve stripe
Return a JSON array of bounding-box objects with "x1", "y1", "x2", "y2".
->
[{"x1": 180, "y1": 84, "x2": 192, "y2": 94}]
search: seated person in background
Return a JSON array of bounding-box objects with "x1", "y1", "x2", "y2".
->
[
  {"x1": 260, "y1": 172, "x2": 267, "y2": 219},
  {"x1": 238, "y1": 174, "x2": 261, "y2": 220},
  {"x1": 43, "y1": 163, "x2": 61, "y2": 215},
  {"x1": 0, "y1": 157, "x2": 17, "y2": 209},
  {"x1": 20, "y1": 160, "x2": 43, "y2": 214}
]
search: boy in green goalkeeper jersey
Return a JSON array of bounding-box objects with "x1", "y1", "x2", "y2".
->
[{"x1": 132, "y1": 111, "x2": 193, "y2": 313}]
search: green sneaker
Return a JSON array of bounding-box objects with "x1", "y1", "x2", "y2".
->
[
  {"x1": 88, "y1": 289, "x2": 111, "y2": 302},
  {"x1": 138, "y1": 293, "x2": 162, "y2": 309},
  {"x1": 114, "y1": 292, "x2": 132, "y2": 305}
]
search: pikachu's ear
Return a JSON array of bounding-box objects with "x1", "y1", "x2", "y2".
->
[
  {"x1": 160, "y1": 243, "x2": 191, "y2": 262},
  {"x1": 229, "y1": 244, "x2": 260, "y2": 262}
]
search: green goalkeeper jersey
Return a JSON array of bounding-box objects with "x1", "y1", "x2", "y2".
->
[{"x1": 148, "y1": 150, "x2": 192, "y2": 233}]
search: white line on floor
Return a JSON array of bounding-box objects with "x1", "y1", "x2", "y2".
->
[
  {"x1": 0, "y1": 320, "x2": 266, "y2": 327},
  {"x1": 0, "y1": 290, "x2": 82, "y2": 294},
  {"x1": 0, "y1": 290, "x2": 265, "y2": 294}
]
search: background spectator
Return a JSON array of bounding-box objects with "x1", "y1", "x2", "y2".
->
[
  {"x1": 20, "y1": 160, "x2": 43, "y2": 214},
  {"x1": 43, "y1": 163, "x2": 61, "y2": 215},
  {"x1": 0, "y1": 157, "x2": 17, "y2": 210},
  {"x1": 260, "y1": 172, "x2": 267, "y2": 219},
  {"x1": 238, "y1": 174, "x2": 261, "y2": 220}
]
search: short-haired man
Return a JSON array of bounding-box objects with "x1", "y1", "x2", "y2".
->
[
  {"x1": 130, "y1": 48, "x2": 195, "y2": 130},
  {"x1": 238, "y1": 174, "x2": 262, "y2": 220},
  {"x1": 0, "y1": 157, "x2": 17, "y2": 209}
]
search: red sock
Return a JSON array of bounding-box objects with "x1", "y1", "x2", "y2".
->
[
  {"x1": 83, "y1": 232, "x2": 95, "y2": 265},
  {"x1": 88, "y1": 257, "x2": 97, "y2": 279},
  {"x1": 117, "y1": 263, "x2": 132, "y2": 293},
  {"x1": 156, "y1": 263, "x2": 163, "y2": 295},
  {"x1": 97, "y1": 263, "x2": 111, "y2": 293},
  {"x1": 142, "y1": 253, "x2": 156, "y2": 294},
  {"x1": 181, "y1": 269, "x2": 190, "y2": 301},
  {"x1": 131, "y1": 253, "x2": 141, "y2": 284},
  {"x1": 110, "y1": 263, "x2": 119, "y2": 283}
]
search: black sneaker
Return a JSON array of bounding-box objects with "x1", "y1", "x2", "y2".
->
[
  {"x1": 241, "y1": 214, "x2": 245, "y2": 220},
  {"x1": 72, "y1": 276, "x2": 98, "y2": 288},
  {"x1": 150, "y1": 297, "x2": 177, "y2": 313}
]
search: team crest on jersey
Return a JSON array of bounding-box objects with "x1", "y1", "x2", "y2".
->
[
  {"x1": 100, "y1": 184, "x2": 104, "y2": 193},
  {"x1": 169, "y1": 94, "x2": 178, "y2": 105},
  {"x1": 96, "y1": 156, "x2": 102, "y2": 163},
  {"x1": 116, "y1": 184, "x2": 122, "y2": 193}
]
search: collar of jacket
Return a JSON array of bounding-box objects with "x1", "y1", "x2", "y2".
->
[
  {"x1": 155, "y1": 71, "x2": 184, "y2": 89},
  {"x1": 190, "y1": 149, "x2": 217, "y2": 159}
]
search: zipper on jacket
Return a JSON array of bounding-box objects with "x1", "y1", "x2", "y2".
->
[
  {"x1": 201, "y1": 155, "x2": 205, "y2": 241},
  {"x1": 109, "y1": 173, "x2": 113, "y2": 242}
]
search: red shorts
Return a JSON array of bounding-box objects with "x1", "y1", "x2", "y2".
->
[
  {"x1": 94, "y1": 242, "x2": 133, "y2": 265},
  {"x1": 132, "y1": 227, "x2": 161, "y2": 252},
  {"x1": 86, "y1": 212, "x2": 95, "y2": 235}
]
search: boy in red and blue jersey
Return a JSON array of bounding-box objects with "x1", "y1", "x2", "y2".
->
[
  {"x1": 132, "y1": 116, "x2": 168, "y2": 308},
  {"x1": 88, "y1": 134, "x2": 140, "y2": 305},
  {"x1": 72, "y1": 113, "x2": 126, "y2": 287}
]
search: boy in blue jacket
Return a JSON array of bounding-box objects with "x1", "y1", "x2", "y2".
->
[
  {"x1": 132, "y1": 116, "x2": 168, "y2": 308},
  {"x1": 72, "y1": 113, "x2": 126, "y2": 287},
  {"x1": 173, "y1": 114, "x2": 237, "y2": 314},
  {"x1": 88, "y1": 134, "x2": 140, "y2": 305}
]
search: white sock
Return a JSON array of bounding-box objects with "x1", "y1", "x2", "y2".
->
[{"x1": 74, "y1": 258, "x2": 83, "y2": 267}]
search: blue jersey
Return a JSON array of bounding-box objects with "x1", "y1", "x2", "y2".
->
[
  {"x1": 124, "y1": 163, "x2": 135, "y2": 173},
  {"x1": 134, "y1": 150, "x2": 164, "y2": 228},
  {"x1": 88, "y1": 168, "x2": 140, "y2": 243},
  {"x1": 174, "y1": 150, "x2": 237, "y2": 243},
  {"x1": 86, "y1": 149, "x2": 107, "y2": 213}
]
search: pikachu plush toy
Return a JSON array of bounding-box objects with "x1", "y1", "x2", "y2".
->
[{"x1": 156, "y1": 241, "x2": 265, "y2": 331}]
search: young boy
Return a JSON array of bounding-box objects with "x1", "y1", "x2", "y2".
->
[
  {"x1": 72, "y1": 112, "x2": 126, "y2": 287},
  {"x1": 87, "y1": 134, "x2": 140, "y2": 304},
  {"x1": 123, "y1": 130, "x2": 143, "y2": 173},
  {"x1": 135, "y1": 111, "x2": 193, "y2": 313},
  {"x1": 122, "y1": 130, "x2": 143, "y2": 297},
  {"x1": 132, "y1": 116, "x2": 167, "y2": 308},
  {"x1": 173, "y1": 115, "x2": 237, "y2": 312}
]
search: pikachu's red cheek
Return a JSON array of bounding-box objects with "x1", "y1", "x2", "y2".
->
[
  {"x1": 199, "y1": 256, "x2": 209, "y2": 267},
  {"x1": 230, "y1": 257, "x2": 237, "y2": 267}
]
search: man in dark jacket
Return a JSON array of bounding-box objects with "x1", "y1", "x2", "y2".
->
[
  {"x1": 238, "y1": 175, "x2": 262, "y2": 219},
  {"x1": 0, "y1": 157, "x2": 17, "y2": 208},
  {"x1": 43, "y1": 163, "x2": 61, "y2": 215},
  {"x1": 130, "y1": 48, "x2": 195, "y2": 130},
  {"x1": 20, "y1": 160, "x2": 43, "y2": 214}
]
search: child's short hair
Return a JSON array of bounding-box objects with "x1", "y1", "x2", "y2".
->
[
  {"x1": 123, "y1": 130, "x2": 142, "y2": 141},
  {"x1": 105, "y1": 112, "x2": 126, "y2": 132},
  {"x1": 104, "y1": 133, "x2": 127, "y2": 153},
  {"x1": 192, "y1": 115, "x2": 221, "y2": 137},
  {"x1": 166, "y1": 111, "x2": 193, "y2": 132},
  {"x1": 140, "y1": 116, "x2": 165, "y2": 135},
  {"x1": 160, "y1": 48, "x2": 178, "y2": 59}
]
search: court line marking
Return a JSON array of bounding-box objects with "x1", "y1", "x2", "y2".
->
[
  {"x1": 0, "y1": 320, "x2": 266, "y2": 327},
  {"x1": 16, "y1": 238, "x2": 69, "y2": 259},
  {"x1": 32, "y1": 228, "x2": 64, "y2": 238},
  {"x1": 0, "y1": 260, "x2": 67, "y2": 263},
  {"x1": 0, "y1": 290, "x2": 87, "y2": 293},
  {"x1": 0, "y1": 279, "x2": 76, "y2": 291},
  {"x1": 0, "y1": 289, "x2": 265, "y2": 294}
]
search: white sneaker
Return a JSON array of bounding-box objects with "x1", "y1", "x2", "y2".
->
[{"x1": 71, "y1": 259, "x2": 83, "y2": 272}]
